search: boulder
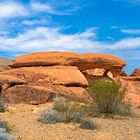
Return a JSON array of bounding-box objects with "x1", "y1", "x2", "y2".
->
[
  {"x1": 2, "y1": 85, "x2": 55, "y2": 105},
  {"x1": 0, "y1": 66, "x2": 88, "y2": 87},
  {"x1": 52, "y1": 85, "x2": 91, "y2": 103},
  {"x1": 130, "y1": 68, "x2": 140, "y2": 76},
  {"x1": 72, "y1": 53, "x2": 126, "y2": 71},
  {"x1": 2, "y1": 85, "x2": 91, "y2": 104},
  {"x1": 0, "y1": 66, "x2": 90, "y2": 104},
  {"x1": 10, "y1": 52, "x2": 80, "y2": 68},
  {"x1": 121, "y1": 78, "x2": 140, "y2": 107},
  {"x1": 0, "y1": 74, "x2": 26, "y2": 91},
  {"x1": 0, "y1": 74, "x2": 26, "y2": 85}
]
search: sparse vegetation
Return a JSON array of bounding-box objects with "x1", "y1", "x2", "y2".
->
[
  {"x1": 0, "y1": 121, "x2": 9, "y2": 132},
  {"x1": 53, "y1": 97, "x2": 68, "y2": 113},
  {"x1": 88, "y1": 79, "x2": 132, "y2": 115},
  {"x1": 53, "y1": 97, "x2": 92, "y2": 123},
  {"x1": 0, "y1": 120, "x2": 15, "y2": 140},
  {"x1": 0, "y1": 100, "x2": 6, "y2": 112},
  {"x1": 79, "y1": 118, "x2": 96, "y2": 130},
  {"x1": 38, "y1": 108, "x2": 64, "y2": 124}
]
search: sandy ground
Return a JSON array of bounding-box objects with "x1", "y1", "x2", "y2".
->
[{"x1": 0, "y1": 103, "x2": 140, "y2": 140}]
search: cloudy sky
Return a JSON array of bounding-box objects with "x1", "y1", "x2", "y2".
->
[{"x1": 0, "y1": 0, "x2": 140, "y2": 73}]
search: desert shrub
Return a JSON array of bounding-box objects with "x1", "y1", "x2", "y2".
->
[
  {"x1": 63, "y1": 103, "x2": 86, "y2": 123},
  {"x1": 38, "y1": 108, "x2": 64, "y2": 124},
  {"x1": 53, "y1": 97, "x2": 68, "y2": 113},
  {"x1": 89, "y1": 79, "x2": 132, "y2": 115},
  {"x1": 0, "y1": 121, "x2": 9, "y2": 132},
  {"x1": 79, "y1": 118, "x2": 96, "y2": 130},
  {"x1": 0, "y1": 100, "x2": 6, "y2": 112},
  {"x1": 53, "y1": 97, "x2": 91, "y2": 123},
  {"x1": 0, "y1": 130, "x2": 15, "y2": 140},
  {"x1": 0, "y1": 121, "x2": 15, "y2": 140}
]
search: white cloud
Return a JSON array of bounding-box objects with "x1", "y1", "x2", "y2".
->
[
  {"x1": 0, "y1": 0, "x2": 81, "y2": 19},
  {"x1": 114, "y1": 0, "x2": 140, "y2": 5},
  {"x1": 121, "y1": 29, "x2": 140, "y2": 34},
  {"x1": 0, "y1": 1, "x2": 28, "y2": 18},
  {"x1": 22, "y1": 19, "x2": 50, "y2": 25},
  {"x1": 30, "y1": 2, "x2": 56, "y2": 13},
  {"x1": 30, "y1": 1, "x2": 81, "y2": 15},
  {"x1": 0, "y1": 27, "x2": 140, "y2": 56}
]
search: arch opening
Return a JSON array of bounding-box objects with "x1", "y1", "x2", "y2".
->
[{"x1": 82, "y1": 68, "x2": 113, "y2": 83}]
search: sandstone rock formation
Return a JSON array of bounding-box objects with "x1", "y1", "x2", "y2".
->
[
  {"x1": 121, "y1": 77, "x2": 140, "y2": 107},
  {"x1": 0, "y1": 58, "x2": 12, "y2": 71},
  {"x1": 10, "y1": 52, "x2": 80, "y2": 68},
  {"x1": 0, "y1": 66, "x2": 90, "y2": 104},
  {"x1": 0, "y1": 51, "x2": 126, "y2": 104},
  {"x1": 0, "y1": 74, "x2": 26, "y2": 91},
  {"x1": 130, "y1": 68, "x2": 140, "y2": 76},
  {"x1": 10, "y1": 52, "x2": 126, "y2": 77}
]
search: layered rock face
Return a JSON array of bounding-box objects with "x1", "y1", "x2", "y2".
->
[
  {"x1": 0, "y1": 51, "x2": 126, "y2": 104},
  {"x1": 10, "y1": 52, "x2": 126, "y2": 77},
  {"x1": 0, "y1": 66, "x2": 90, "y2": 104}
]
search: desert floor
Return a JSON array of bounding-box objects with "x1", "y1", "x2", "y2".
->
[{"x1": 0, "y1": 103, "x2": 140, "y2": 140}]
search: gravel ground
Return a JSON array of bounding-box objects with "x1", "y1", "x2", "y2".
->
[{"x1": 0, "y1": 103, "x2": 140, "y2": 140}]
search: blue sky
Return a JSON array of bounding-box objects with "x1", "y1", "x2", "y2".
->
[{"x1": 0, "y1": 0, "x2": 140, "y2": 73}]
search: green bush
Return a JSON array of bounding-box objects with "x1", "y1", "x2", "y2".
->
[
  {"x1": 89, "y1": 79, "x2": 132, "y2": 115},
  {"x1": 53, "y1": 97, "x2": 90, "y2": 123},
  {"x1": 53, "y1": 97, "x2": 68, "y2": 113}
]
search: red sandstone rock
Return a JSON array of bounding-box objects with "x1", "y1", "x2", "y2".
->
[
  {"x1": 72, "y1": 53, "x2": 126, "y2": 71},
  {"x1": 0, "y1": 74, "x2": 26, "y2": 85},
  {"x1": 0, "y1": 66, "x2": 88, "y2": 87},
  {"x1": 10, "y1": 52, "x2": 126, "y2": 73},
  {"x1": 2, "y1": 85, "x2": 55, "y2": 104},
  {"x1": 130, "y1": 68, "x2": 140, "y2": 76},
  {"x1": 10, "y1": 52, "x2": 80, "y2": 68},
  {"x1": 0, "y1": 52, "x2": 127, "y2": 104},
  {"x1": 0, "y1": 66, "x2": 90, "y2": 103},
  {"x1": 121, "y1": 78, "x2": 140, "y2": 107}
]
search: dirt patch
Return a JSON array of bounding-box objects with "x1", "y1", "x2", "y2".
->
[{"x1": 0, "y1": 103, "x2": 140, "y2": 140}]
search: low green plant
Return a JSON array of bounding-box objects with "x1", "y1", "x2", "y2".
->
[
  {"x1": 53, "y1": 97, "x2": 90, "y2": 123},
  {"x1": 53, "y1": 97, "x2": 68, "y2": 113},
  {"x1": 89, "y1": 79, "x2": 132, "y2": 115}
]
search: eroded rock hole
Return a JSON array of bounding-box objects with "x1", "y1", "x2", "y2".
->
[{"x1": 82, "y1": 68, "x2": 113, "y2": 83}]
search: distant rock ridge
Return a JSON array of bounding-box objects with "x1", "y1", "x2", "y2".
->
[
  {"x1": 130, "y1": 68, "x2": 140, "y2": 76},
  {"x1": 0, "y1": 58, "x2": 12, "y2": 71}
]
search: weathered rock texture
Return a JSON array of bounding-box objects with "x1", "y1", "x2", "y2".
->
[
  {"x1": 130, "y1": 68, "x2": 140, "y2": 76},
  {"x1": 0, "y1": 66, "x2": 90, "y2": 104},
  {"x1": 121, "y1": 77, "x2": 140, "y2": 107},
  {"x1": 0, "y1": 58, "x2": 12, "y2": 71},
  {"x1": 0, "y1": 51, "x2": 126, "y2": 104},
  {"x1": 10, "y1": 52, "x2": 80, "y2": 68},
  {"x1": 10, "y1": 52, "x2": 126, "y2": 77}
]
